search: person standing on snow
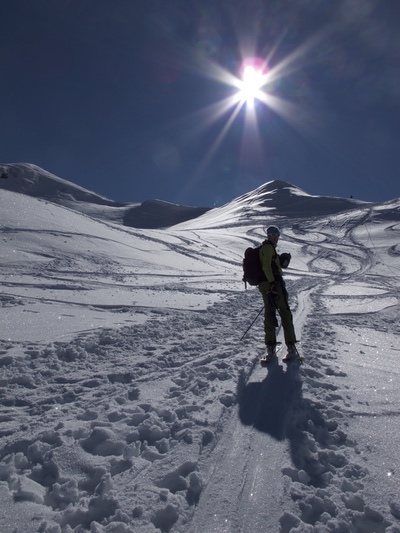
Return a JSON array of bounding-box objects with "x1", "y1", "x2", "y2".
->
[{"x1": 258, "y1": 226, "x2": 298, "y2": 362}]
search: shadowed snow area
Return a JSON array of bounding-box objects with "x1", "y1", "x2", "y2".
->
[{"x1": 1, "y1": 163, "x2": 400, "y2": 532}]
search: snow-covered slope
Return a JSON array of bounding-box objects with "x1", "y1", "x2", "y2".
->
[
  {"x1": 0, "y1": 163, "x2": 117, "y2": 206},
  {"x1": 122, "y1": 199, "x2": 210, "y2": 229},
  {"x1": 175, "y1": 180, "x2": 372, "y2": 231},
  {"x1": 0, "y1": 169, "x2": 400, "y2": 533},
  {"x1": 0, "y1": 163, "x2": 210, "y2": 229}
]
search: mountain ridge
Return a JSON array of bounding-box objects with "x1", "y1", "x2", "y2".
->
[
  {"x1": 0, "y1": 163, "x2": 210, "y2": 229},
  {"x1": 0, "y1": 162, "x2": 394, "y2": 230}
]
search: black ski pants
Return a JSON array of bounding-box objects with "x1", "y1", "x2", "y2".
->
[{"x1": 258, "y1": 279, "x2": 297, "y2": 346}]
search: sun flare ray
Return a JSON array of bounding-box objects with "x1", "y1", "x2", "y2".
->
[
  {"x1": 195, "y1": 98, "x2": 245, "y2": 174},
  {"x1": 166, "y1": 27, "x2": 329, "y2": 192}
]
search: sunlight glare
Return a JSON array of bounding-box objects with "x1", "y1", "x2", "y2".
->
[
  {"x1": 240, "y1": 65, "x2": 264, "y2": 103},
  {"x1": 236, "y1": 58, "x2": 269, "y2": 106},
  {"x1": 172, "y1": 31, "x2": 330, "y2": 198}
]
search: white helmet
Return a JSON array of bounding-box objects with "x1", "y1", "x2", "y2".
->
[{"x1": 266, "y1": 226, "x2": 280, "y2": 236}]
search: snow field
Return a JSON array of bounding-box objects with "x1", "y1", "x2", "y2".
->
[
  {"x1": 1, "y1": 174, "x2": 400, "y2": 532},
  {"x1": 0, "y1": 294, "x2": 259, "y2": 532}
]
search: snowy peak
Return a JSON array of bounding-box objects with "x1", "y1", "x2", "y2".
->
[
  {"x1": 233, "y1": 180, "x2": 305, "y2": 205},
  {"x1": 0, "y1": 163, "x2": 118, "y2": 206},
  {"x1": 0, "y1": 163, "x2": 209, "y2": 229},
  {"x1": 255, "y1": 179, "x2": 299, "y2": 193},
  {"x1": 237, "y1": 179, "x2": 368, "y2": 215},
  {"x1": 176, "y1": 179, "x2": 372, "y2": 230}
]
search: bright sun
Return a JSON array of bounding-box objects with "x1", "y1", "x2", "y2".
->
[
  {"x1": 176, "y1": 38, "x2": 323, "y2": 183},
  {"x1": 239, "y1": 64, "x2": 265, "y2": 104}
]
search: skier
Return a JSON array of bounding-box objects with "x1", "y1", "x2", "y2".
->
[{"x1": 258, "y1": 226, "x2": 298, "y2": 362}]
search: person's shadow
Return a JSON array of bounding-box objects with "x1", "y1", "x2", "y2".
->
[{"x1": 238, "y1": 362, "x2": 302, "y2": 441}]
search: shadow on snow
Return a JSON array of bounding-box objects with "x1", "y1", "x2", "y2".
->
[{"x1": 237, "y1": 362, "x2": 303, "y2": 441}]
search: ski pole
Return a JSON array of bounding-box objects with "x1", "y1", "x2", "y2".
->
[{"x1": 239, "y1": 306, "x2": 264, "y2": 341}]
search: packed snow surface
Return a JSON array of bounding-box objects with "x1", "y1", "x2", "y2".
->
[{"x1": 1, "y1": 166, "x2": 400, "y2": 533}]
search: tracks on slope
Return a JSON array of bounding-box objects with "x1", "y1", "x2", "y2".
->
[{"x1": 187, "y1": 286, "x2": 315, "y2": 533}]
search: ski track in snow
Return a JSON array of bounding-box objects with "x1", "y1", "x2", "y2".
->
[{"x1": 1, "y1": 188, "x2": 400, "y2": 532}]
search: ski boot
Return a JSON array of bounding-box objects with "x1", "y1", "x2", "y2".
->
[
  {"x1": 282, "y1": 343, "x2": 303, "y2": 364},
  {"x1": 260, "y1": 344, "x2": 277, "y2": 366}
]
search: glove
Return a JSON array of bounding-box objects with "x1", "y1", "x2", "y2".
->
[
  {"x1": 270, "y1": 281, "x2": 279, "y2": 295},
  {"x1": 280, "y1": 253, "x2": 291, "y2": 269}
]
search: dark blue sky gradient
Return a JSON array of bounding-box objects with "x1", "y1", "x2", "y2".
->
[{"x1": 1, "y1": 0, "x2": 399, "y2": 206}]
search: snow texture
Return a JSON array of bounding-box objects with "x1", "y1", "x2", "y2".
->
[{"x1": 1, "y1": 163, "x2": 400, "y2": 532}]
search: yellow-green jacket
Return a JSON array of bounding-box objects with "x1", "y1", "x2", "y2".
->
[{"x1": 259, "y1": 241, "x2": 282, "y2": 283}]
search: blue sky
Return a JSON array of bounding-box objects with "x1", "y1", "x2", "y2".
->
[{"x1": 0, "y1": 0, "x2": 399, "y2": 206}]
